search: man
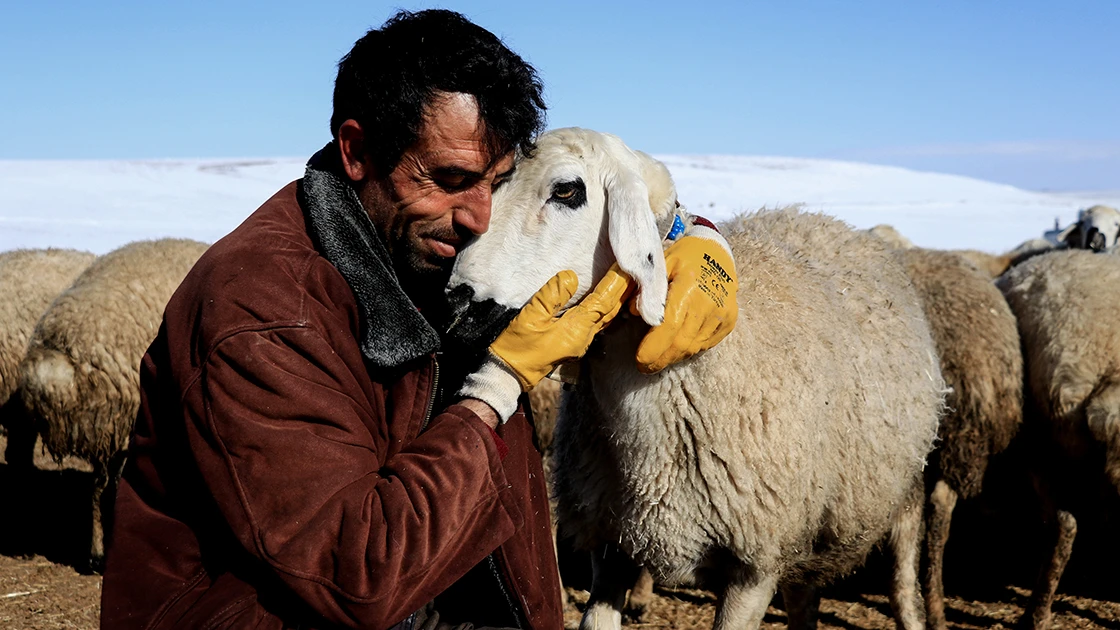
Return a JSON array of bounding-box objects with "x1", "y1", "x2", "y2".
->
[{"x1": 100, "y1": 9, "x2": 737, "y2": 630}]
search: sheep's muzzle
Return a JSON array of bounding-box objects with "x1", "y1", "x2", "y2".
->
[{"x1": 442, "y1": 283, "x2": 519, "y2": 356}]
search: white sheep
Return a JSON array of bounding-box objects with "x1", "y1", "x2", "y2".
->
[
  {"x1": 1059, "y1": 204, "x2": 1120, "y2": 252},
  {"x1": 996, "y1": 249, "x2": 1120, "y2": 630},
  {"x1": 1006, "y1": 237, "x2": 1062, "y2": 261},
  {"x1": 0, "y1": 248, "x2": 96, "y2": 467},
  {"x1": 446, "y1": 128, "x2": 945, "y2": 630},
  {"x1": 19, "y1": 238, "x2": 209, "y2": 570}
]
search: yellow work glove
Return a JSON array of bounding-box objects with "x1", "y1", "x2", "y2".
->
[
  {"x1": 458, "y1": 265, "x2": 634, "y2": 421},
  {"x1": 635, "y1": 234, "x2": 738, "y2": 373},
  {"x1": 493, "y1": 265, "x2": 634, "y2": 387}
]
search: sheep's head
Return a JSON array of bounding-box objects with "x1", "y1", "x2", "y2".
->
[
  {"x1": 444, "y1": 128, "x2": 676, "y2": 353},
  {"x1": 1063, "y1": 205, "x2": 1120, "y2": 252},
  {"x1": 1079, "y1": 205, "x2": 1120, "y2": 252}
]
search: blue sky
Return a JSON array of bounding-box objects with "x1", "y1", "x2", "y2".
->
[{"x1": 2, "y1": 1, "x2": 1117, "y2": 190}]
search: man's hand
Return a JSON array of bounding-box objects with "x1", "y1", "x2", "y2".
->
[
  {"x1": 458, "y1": 265, "x2": 634, "y2": 421},
  {"x1": 492, "y1": 265, "x2": 633, "y2": 388},
  {"x1": 635, "y1": 234, "x2": 738, "y2": 373}
]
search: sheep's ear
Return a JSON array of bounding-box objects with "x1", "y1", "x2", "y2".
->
[
  {"x1": 605, "y1": 166, "x2": 668, "y2": 326},
  {"x1": 635, "y1": 150, "x2": 678, "y2": 220},
  {"x1": 1056, "y1": 221, "x2": 1080, "y2": 247}
]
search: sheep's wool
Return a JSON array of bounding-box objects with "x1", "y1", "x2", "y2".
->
[
  {"x1": 998, "y1": 249, "x2": 1120, "y2": 488},
  {"x1": 899, "y1": 248, "x2": 1022, "y2": 500},
  {"x1": 554, "y1": 208, "x2": 945, "y2": 586},
  {"x1": 21, "y1": 239, "x2": 209, "y2": 465},
  {"x1": 0, "y1": 248, "x2": 95, "y2": 406}
]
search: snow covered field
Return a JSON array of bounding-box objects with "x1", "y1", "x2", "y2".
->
[{"x1": 1, "y1": 155, "x2": 1117, "y2": 255}]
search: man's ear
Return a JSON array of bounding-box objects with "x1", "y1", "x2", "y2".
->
[{"x1": 337, "y1": 119, "x2": 370, "y2": 182}]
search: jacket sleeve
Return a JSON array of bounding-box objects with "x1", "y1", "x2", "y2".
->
[{"x1": 184, "y1": 324, "x2": 519, "y2": 629}]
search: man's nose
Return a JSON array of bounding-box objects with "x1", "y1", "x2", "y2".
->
[{"x1": 455, "y1": 186, "x2": 492, "y2": 235}]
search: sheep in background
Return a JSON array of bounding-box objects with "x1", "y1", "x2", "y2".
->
[
  {"x1": 1006, "y1": 237, "x2": 1063, "y2": 261},
  {"x1": 528, "y1": 377, "x2": 561, "y2": 454},
  {"x1": 864, "y1": 223, "x2": 1057, "y2": 278},
  {"x1": 1060, "y1": 205, "x2": 1120, "y2": 252},
  {"x1": 527, "y1": 378, "x2": 569, "y2": 605},
  {"x1": 0, "y1": 248, "x2": 96, "y2": 467},
  {"x1": 19, "y1": 238, "x2": 209, "y2": 570},
  {"x1": 949, "y1": 238, "x2": 1059, "y2": 278},
  {"x1": 446, "y1": 128, "x2": 945, "y2": 630},
  {"x1": 868, "y1": 224, "x2": 915, "y2": 250},
  {"x1": 949, "y1": 249, "x2": 1016, "y2": 278},
  {"x1": 897, "y1": 248, "x2": 1023, "y2": 630},
  {"x1": 997, "y1": 249, "x2": 1120, "y2": 630}
]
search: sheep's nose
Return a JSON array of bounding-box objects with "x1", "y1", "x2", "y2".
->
[
  {"x1": 1088, "y1": 229, "x2": 1105, "y2": 252},
  {"x1": 442, "y1": 282, "x2": 520, "y2": 353},
  {"x1": 445, "y1": 282, "x2": 475, "y2": 328}
]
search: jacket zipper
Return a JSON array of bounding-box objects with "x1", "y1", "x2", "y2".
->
[
  {"x1": 419, "y1": 355, "x2": 440, "y2": 433},
  {"x1": 488, "y1": 552, "x2": 525, "y2": 629},
  {"x1": 399, "y1": 357, "x2": 440, "y2": 630}
]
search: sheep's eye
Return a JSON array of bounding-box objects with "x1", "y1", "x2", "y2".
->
[{"x1": 549, "y1": 179, "x2": 586, "y2": 209}]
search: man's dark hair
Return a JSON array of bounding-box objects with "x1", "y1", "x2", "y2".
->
[{"x1": 332, "y1": 9, "x2": 547, "y2": 175}]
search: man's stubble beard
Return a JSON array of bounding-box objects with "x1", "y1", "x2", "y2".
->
[
  {"x1": 393, "y1": 238, "x2": 454, "y2": 317},
  {"x1": 360, "y1": 176, "x2": 492, "y2": 336}
]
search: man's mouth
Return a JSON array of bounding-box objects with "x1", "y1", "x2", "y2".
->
[{"x1": 426, "y1": 237, "x2": 462, "y2": 258}]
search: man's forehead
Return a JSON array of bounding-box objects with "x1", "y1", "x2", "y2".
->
[
  {"x1": 420, "y1": 142, "x2": 512, "y2": 172},
  {"x1": 419, "y1": 93, "x2": 482, "y2": 144},
  {"x1": 415, "y1": 92, "x2": 513, "y2": 172}
]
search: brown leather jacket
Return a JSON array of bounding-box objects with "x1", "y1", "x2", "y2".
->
[{"x1": 100, "y1": 178, "x2": 562, "y2": 630}]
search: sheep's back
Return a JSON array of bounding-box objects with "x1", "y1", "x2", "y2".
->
[
  {"x1": 725, "y1": 209, "x2": 943, "y2": 538},
  {"x1": 901, "y1": 248, "x2": 1023, "y2": 499},
  {"x1": 997, "y1": 250, "x2": 1120, "y2": 433},
  {"x1": 949, "y1": 249, "x2": 1013, "y2": 279},
  {"x1": 21, "y1": 238, "x2": 209, "y2": 463},
  {"x1": 0, "y1": 248, "x2": 95, "y2": 405},
  {"x1": 866, "y1": 224, "x2": 914, "y2": 250},
  {"x1": 557, "y1": 208, "x2": 943, "y2": 584}
]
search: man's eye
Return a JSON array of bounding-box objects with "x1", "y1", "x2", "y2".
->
[{"x1": 435, "y1": 175, "x2": 468, "y2": 191}]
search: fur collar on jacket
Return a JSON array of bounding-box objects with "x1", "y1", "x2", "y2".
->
[{"x1": 299, "y1": 143, "x2": 441, "y2": 370}]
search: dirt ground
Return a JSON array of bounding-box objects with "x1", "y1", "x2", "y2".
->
[
  {"x1": 0, "y1": 434, "x2": 101, "y2": 630},
  {"x1": 2, "y1": 433, "x2": 1118, "y2": 630},
  {"x1": 560, "y1": 584, "x2": 1120, "y2": 630}
]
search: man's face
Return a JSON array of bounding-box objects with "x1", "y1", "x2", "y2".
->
[{"x1": 359, "y1": 93, "x2": 515, "y2": 303}]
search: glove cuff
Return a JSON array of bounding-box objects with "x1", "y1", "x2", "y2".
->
[
  {"x1": 684, "y1": 225, "x2": 733, "y2": 267},
  {"x1": 457, "y1": 354, "x2": 523, "y2": 424}
]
